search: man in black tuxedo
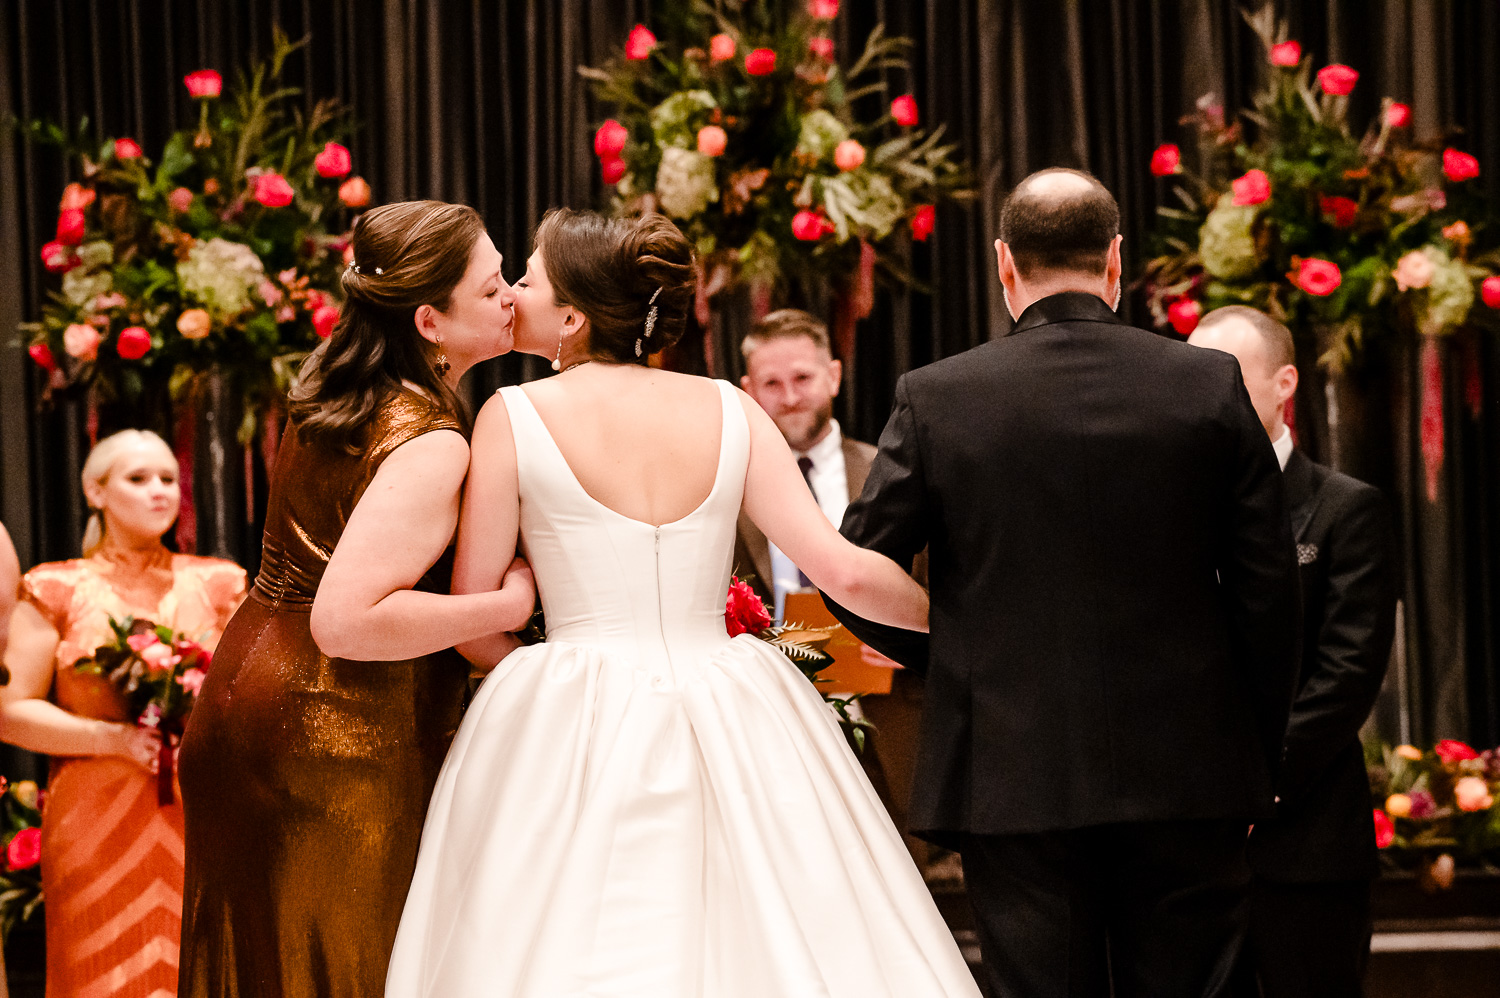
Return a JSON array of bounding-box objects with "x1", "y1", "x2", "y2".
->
[
  {"x1": 826, "y1": 169, "x2": 1301, "y2": 997},
  {"x1": 1190, "y1": 306, "x2": 1398, "y2": 998}
]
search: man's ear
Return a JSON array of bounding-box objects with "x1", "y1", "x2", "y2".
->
[
  {"x1": 1277, "y1": 363, "x2": 1300, "y2": 404},
  {"x1": 827, "y1": 358, "x2": 843, "y2": 396},
  {"x1": 1106, "y1": 234, "x2": 1124, "y2": 286},
  {"x1": 739, "y1": 374, "x2": 753, "y2": 394}
]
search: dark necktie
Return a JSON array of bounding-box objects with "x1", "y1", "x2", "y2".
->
[{"x1": 795, "y1": 456, "x2": 815, "y2": 588}]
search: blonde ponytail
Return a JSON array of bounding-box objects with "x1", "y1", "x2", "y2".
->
[{"x1": 79, "y1": 430, "x2": 177, "y2": 556}]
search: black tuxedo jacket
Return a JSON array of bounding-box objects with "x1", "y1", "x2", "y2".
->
[
  {"x1": 826, "y1": 293, "x2": 1301, "y2": 840},
  {"x1": 1248, "y1": 449, "x2": 1398, "y2": 882}
]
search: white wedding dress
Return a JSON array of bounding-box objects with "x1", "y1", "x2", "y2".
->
[{"x1": 385, "y1": 381, "x2": 981, "y2": 998}]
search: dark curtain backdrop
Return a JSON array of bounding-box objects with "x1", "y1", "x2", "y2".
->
[{"x1": 2, "y1": 0, "x2": 1497, "y2": 746}]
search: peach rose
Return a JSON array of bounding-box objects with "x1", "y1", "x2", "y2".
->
[
  {"x1": 1454, "y1": 777, "x2": 1494, "y2": 812},
  {"x1": 177, "y1": 308, "x2": 212, "y2": 340},
  {"x1": 1394, "y1": 250, "x2": 1435, "y2": 292},
  {"x1": 63, "y1": 323, "x2": 101, "y2": 361}
]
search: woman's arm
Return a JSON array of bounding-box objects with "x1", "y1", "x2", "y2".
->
[
  {"x1": 737, "y1": 392, "x2": 928, "y2": 632},
  {"x1": 310, "y1": 428, "x2": 535, "y2": 661},
  {"x1": 0, "y1": 601, "x2": 159, "y2": 770},
  {"x1": 452, "y1": 396, "x2": 530, "y2": 670}
]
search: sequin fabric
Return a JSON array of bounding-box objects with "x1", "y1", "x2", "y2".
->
[{"x1": 177, "y1": 391, "x2": 470, "y2": 998}]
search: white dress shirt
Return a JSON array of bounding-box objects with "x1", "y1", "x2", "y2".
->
[
  {"x1": 1272, "y1": 424, "x2": 1293, "y2": 471},
  {"x1": 769, "y1": 420, "x2": 848, "y2": 622}
]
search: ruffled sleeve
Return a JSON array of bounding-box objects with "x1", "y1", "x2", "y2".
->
[{"x1": 17, "y1": 562, "x2": 78, "y2": 636}]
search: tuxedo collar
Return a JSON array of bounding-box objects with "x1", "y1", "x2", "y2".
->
[
  {"x1": 1282, "y1": 449, "x2": 1323, "y2": 540},
  {"x1": 1008, "y1": 291, "x2": 1124, "y2": 336}
]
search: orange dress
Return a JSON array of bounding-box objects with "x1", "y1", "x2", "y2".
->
[{"x1": 18, "y1": 548, "x2": 246, "y2": 998}]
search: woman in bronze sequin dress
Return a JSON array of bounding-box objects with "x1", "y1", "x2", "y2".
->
[{"x1": 177, "y1": 202, "x2": 536, "y2": 998}]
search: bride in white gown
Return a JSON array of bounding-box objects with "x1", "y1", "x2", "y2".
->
[{"x1": 385, "y1": 209, "x2": 981, "y2": 998}]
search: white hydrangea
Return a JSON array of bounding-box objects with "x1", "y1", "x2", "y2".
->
[
  {"x1": 177, "y1": 237, "x2": 266, "y2": 318},
  {"x1": 796, "y1": 110, "x2": 849, "y2": 160},
  {"x1": 1199, "y1": 194, "x2": 1259, "y2": 281},
  {"x1": 1416, "y1": 245, "x2": 1475, "y2": 336},
  {"x1": 655, "y1": 147, "x2": 718, "y2": 220},
  {"x1": 650, "y1": 90, "x2": 717, "y2": 150},
  {"x1": 62, "y1": 241, "x2": 115, "y2": 307}
]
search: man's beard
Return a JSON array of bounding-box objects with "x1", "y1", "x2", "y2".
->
[{"x1": 775, "y1": 400, "x2": 835, "y2": 452}]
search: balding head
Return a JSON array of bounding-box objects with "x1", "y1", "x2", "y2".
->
[
  {"x1": 998, "y1": 168, "x2": 1120, "y2": 278},
  {"x1": 1188, "y1": 306, "x2": 1299, "y2": 438}
]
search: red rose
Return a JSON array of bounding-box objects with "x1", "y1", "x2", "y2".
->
[
  {"x1": 312, "y1": 305, "x2": 340, "y2": 339},
  {"x1": 1434, "y1": 738, "x2": 1480, "y2": 763},
  {"x1": 1372, "y1": 809, "x2": 1395, "y2": 850},
  {"x1": 594, "y1": 119, "x2": 629, "y2": 158},
  {"x1": 625, "y1": 24, "x2": 657, "y2": 61},
  {"x1": 116, "y1": 326, "x2": 152, "y2": 360},
  {"x1": 1443, "y1": 148, "x2": 1480, "y2": 183},
  {"x1": 40, "y1": 240, "x2": 78, "y2": 274},
  {"x1": 314, "y1": 142, "x2": 352, "y2": 179},
  {"x1": 910, "y1": 204, "x2": 936, "y2": 242},
  {"x1": 808, "y1": 0, "x2": 839, "y2": 18},
  {"x1": 1268, "y1": 40, "x2": 1301, "y2": 67},
  {"x1": 27, "y1": 343, "x2": 57, "y2": 372},
  {"x1": 1385, "y1": 102, "x2": 1411, "y2": 128},
  {"x1": 253, "y1": 172, "x2": 295, "y2": 208},
  {"x1": 1168, "y1": 298, "x2": 1201, "y2": 336},
  {"x1": 725, "y1": 577, "x2": 772, "y2": 638},
  {"x1": 339, "y1": 176, "x2": 372, "y2": 208},
  {"x1": 1296, "y1": 258, "x2": 1342, "y2": 297},
  {"x1": 709, "y1": 33, "x2": 737, "y2": 63},
  {"x1": 55, "y1": 209, "x2": 86, "y2": 246},
  {"x1": 1149, "y1": 143, "x2": 1181, "y2": 177},
  {"x1": 601, "y1": 156, "x2": 627, "y2": 185},
  {"x1": 745, "y1": 48, "x2": 777, "y2": 76},
  {"x1": 184, "y1": 69, "x2": 222, "y2": 99},
  {"x1": 114, "y1": 137, "x2": 143, "y2": 160},
  {"x1": 1319, "y1": 195, "x2": 1359, "y2": 229},
  {"x1": 890, "y1": 95, "x2": 919, "y2": 127},
  {"x1": 808, "y1": 36, "x2": 835, "y2": 61},
  {"x1": 59, "y1": 183, "x2": 95, "y2": 212},
  {"x1": 1482, "y1": 276, "x2": 1500, "y2": 310},
  {"x1": 6, "y1": 828, "x2": 40, "y2": 871},
  {"x1": 792, "y1": 210, "x2": 831, "y2": 241},
  {"x1": 1317, "y1": 64, "x2": 1359, "y2": 96},
  {"x1": 1232, "y1": 169, "x2": 1271, "y2": 206}
]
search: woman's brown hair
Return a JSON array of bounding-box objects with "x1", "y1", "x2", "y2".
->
[
  {"x1": 289, "y1": 200, "x2": 485, "y2": 452},
  {"x1": 534, "y1": 209, "x2": 695, "y2": 365}
]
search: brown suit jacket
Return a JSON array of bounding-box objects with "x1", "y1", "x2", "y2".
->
[{"x1": 733, "y1": 435, "x2": 876, "y2": 604}]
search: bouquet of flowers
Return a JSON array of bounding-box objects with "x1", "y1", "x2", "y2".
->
[
  {"x1": 725, "y1": 576, "x2": 872, "y2": 750},
  {"x1": 72, "y1": 615, "x2": 214, "y2": 805},
  {"x1": 0, "y1": 778, "x2": 44, "y2": 942},
  {"x1": 19, "y1": 29, "x2": 367, "y2": 438},
  {"x1": 581, "y1": 0, "x2": 972, "y2": 357},
  {"x1": 1367, "y1": 739, "x2": 1500, "y2": 889}
]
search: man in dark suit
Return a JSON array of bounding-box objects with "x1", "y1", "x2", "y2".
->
[
  {"x1": 826, "y1": 168, "x2": 1301, "y2": 997},
  {"x1": 1190, "y1": 306, "x2": 1398, "y2": 998}
]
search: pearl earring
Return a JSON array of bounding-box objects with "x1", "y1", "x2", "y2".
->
[{"x1": 552, "y1": 331, "x2": 564, "y2": 372}]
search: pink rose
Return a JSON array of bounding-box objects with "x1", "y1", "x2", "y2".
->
[
  {"x1": 59, "y1": 183, "x2": 95, "y2": 212},
  {"x1": 709, "y1": 33, "x2": 736, "y2": 63},
  {"x1": 339, "y1": 176, "x2": 372, "y2": 207},
  {"x1": 1454, "y1": 776, "x2": 1495, "y2": 813},
  {"x1": 126, "y1": 633, "x2": 161, "y2": 653},
  {"x1": 315, "y1": 142, "x2": 352, "y2": 179},
  {"x1": 312, "y1": 305, "x2": 340, "y2": 339},
  {"x1": 55, "y1": 209, "x2": 86, "y2": 246},
  {"x1": 1385, "y1": 102, "x2": 1411, "y2": 128},
  {"x1": 253, "y1": 173, "x2": 295, "y2": 208},
  {"x1": 168, "y1": 187, "x2": 195, "y2": 213},
  {"x1": 808, "y1": 0, "x2": 839, "y2": 18},
  {"x1": 1317, "y1": 64, "x2": 1359, "y2": 96},
  {"x1": 1443, "y1": 148, "x2": 1480, "y2": 183},
  {"x1": 6, "y1": 828, "x2": 40, "y2": 871},
  {"x1": 601, "y1": 156, "x2": 627, "y2": 185},
  {"x1": 594, "y1": 119, "x2": 629, "y2": 158},
  {"x1": 1393, "y1": 250, "x2": 1435, "y2": 292},
  {"x1": 745, "y1": 48, "x2": 777, "y2": 76},
  {"x1": 1149, "y1": 143, "x2": 1181, "y2": 177},
  {"x1": 890, "y1": 95, "x2": 919, "y2": 127},
  {"x1": 1232, "y1": 169, "x2": 1271, "y2": 206},
  {"x1": 697, "y1": 125, "x2": 727, "y2": 158},
  {"x1": 180, "y1": 668, "x2": 207, "y2": 696},
  {"x1": 625, "y1": 24, "x2": 657, "y2": 61},
  {"x1": 63, "y1": 323, "x2": 101, "y2": 361},
  {"x1": 1373, "y1": 809, "x2": 1395, "y2": 849},
  {"x1": 725, "y1": 577, "x2": 772, "y2": 637},
  {"x1": 139, "y1": 642, "x2": 181, "y2": 671},
  {"x1": 1268, "y1": 40, "x2": 1301, "y2": 66},
  {"x1": 910, "y1": 204, "x2": 935, "y2": 242},
  {"x1": 114, "y1": 138, "x2": 143, "y2": 160},
  {"x1": 184, "y1": 69, "x2": 222, "y2": 98},
  {"x1": 1482, "y1": 275, "x2": 1500, "y2": 310},
  {"x1": 833, "y1": 139, "x2": 865, "y2": 172},
  {"x1": 1296, "y1": 258, "x2": 1342, "y2": 297},
  {"x1": 116, "y1": 326, "x2": 152, "y2": 360},
  {"x1": 808, "y1": 37, "x2": 835, "y2": 61},
  {"x1": 1168, "y1": 298, "x2": 1201, "y2": 336},
  {"x1": 177, "y1": 308, "x2": 212, "y2": 341}
]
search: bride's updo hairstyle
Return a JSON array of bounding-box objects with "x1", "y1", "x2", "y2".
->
[
  {"x1": 534, "y1": 209, "x2": 695, "y2": 365},
  {"x1": 289, "y1": 200, "x2": 485, "y2": 452}
]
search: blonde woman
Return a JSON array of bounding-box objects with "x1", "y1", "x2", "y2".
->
[{"x1": 1, "y1": 430, "x2": 245, "y2": 998}]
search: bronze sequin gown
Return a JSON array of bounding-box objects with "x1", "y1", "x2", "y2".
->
[{"x1": 177, "y1": 392, "x2": 471, "y2": 998}]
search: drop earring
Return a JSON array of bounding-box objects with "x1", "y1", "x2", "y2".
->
[
  {"x1": 435, "y1": 336, "x2": 451, "y2": 377},
  {"x1": 552, "y1": 330, "x2": 564, "y2": 372}
]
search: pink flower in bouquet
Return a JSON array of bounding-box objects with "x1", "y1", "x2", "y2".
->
[
  {"x1": 1319, "y1": 195, "x2": 1358, "y2": 229},
  {"x1": 1482, "y1": 276, "x2": 1500, "y2": 310},
  {"x1": 28, "y1": 344, "x2": 57, "y2": 373},
  {"x1": 177, "y1": 308, "x2": 212, "y2": 341},
  {"x1": 1435, "y1": 739, "x2": 1480, "y2": 763},
  {"x1": 339, "y1": 176, "x2": 372, "y2": 207},
  {"x1": 140, "y1": 703, "x2": 162, "y2": 729},
  {"x1": 594, "y1": 119, "x2": 629, "y2": 158},
  {"x1": 809, "y1": 0, "x2": 839, "y2": 19},
  {"x1": 1391, "y1": 189, "x2": 1446, "y2": 214},
  {"x1": 126, "y1": 633, "x2": 161, "y2": 653},
  {"x1": 1295, "y1": 258, "x2": 1341, "y2": 297},
  {"x1": 1268, "y1": 40, "x2": 1301, "y2": 66},
  {"x1": 259, "y1": 279, "x2": 284, "y2": 308},
  {"x1": 139, "y1": 642, "x2": 181, "y2": 671},
  {"x1": 168, "y1": 186, "x2": 195, "y2": 213},
  {"x1": 891, "y1": 95, "x2": 919, "y2": 127},
  {"x1": 95, "y1": 292, "x2": 127, "y2": 311},
  {"x1": 1443, "y1": 148, "x2": 1480, "y2": 183},
  {"x1": 725, "y1": 577, "x2": 772, "y2": 638},
  {"x1": 1454, "y1": 776, "x2": 1494, "y2": 812},
  {"x1": 833, "y1": 139, "x2": 866, "y2": 172},
  {"x1": 315, "y1": 142, "x2": 352, "y2": 179},
  {"x1": 1386, "y1": 102, "x2": 1411, "y2": 128},
  {"x1": 6, "y1": 828, "x2": 40, "y2": 872},
  {"x1": 1407, "y1": 789, "x2": 1436, "y2": 818},
  {"x1": 40, "y1": 240, "x2": 78, "y2": 273},
  {"x1": 911, "y1": 205, "x2": 936, "y2": 242},
  {"x1": 180, "y1": 668, "x2": 207, "y2": 696},
  {"x1": 1168, "y1": 298, "x2": 1201, "y2": 335},
  {"x1": 64, "y1": 323, "x2": 101, "y2": 361},
  {"x1": 275, "y1": 304, "x2": 296, "y2": 324},
  {"x1": 114, "y1": 137, "x2": 143, "y2": 160},
  {"x1": 313, "y1": 305, "x2": 340, "y2": 339},
  {"x1": 709, "y1": 33, "x2": 737, "y2": 63},
  {"x1": 1394, "y1": 250, "x2": 1435, "y2": 292},
  {"x1": 625, "y1": 24, "x2": 657, "y2": 61},
  {"x1": 116, "y1": 326, "x2": 152, "y2": 360},
  {"x1": 1232, "y1": 169, "x2": 1271, "y2": 206},
  {"x1": 697, "y1": 125, "x2": 728, "y2": 158},
  {"x1": 600, "y1": 156, "x2": 627, "y2": 185},
  {"x1": 184, "y1": 69, "x2": 222, "y2": 98},
  {"x1": 808, "y1": 37, "x2": 835, "y2": 61},
  {"x1": 1372, "y1": 809, "x2": 1395, "y2": 849},
  {"x1": 1149, "y1": 144, "x2": 1181, "y2": 177},
  {"x1": 791, "y1": 210, "x2": 832, "y2": 241},
  {"x1": 253, "y1": 172, "x2": 295, "y2": 208},
  {"x1": 1317, "y1": 64, "x2": 1359, "y2": 96},
  {"x1": 56, "y1": 209, "x2": 86, "y2": 246},
  {"x1": 745, "y1": 48, "x2": 777, "y2": 76},
  {"x1": 59, "y1": 182, "x2": 95, "y2": 212}
]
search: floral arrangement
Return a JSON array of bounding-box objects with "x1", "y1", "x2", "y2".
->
[
  {"x1": 20, "y1": 30, "x2": 367, "y2": 439},
  {"x1": 1368, "y1": 739, "x2": 1500, "y2": 889},
  {"x1": 1142, "y1": 7, "x2": 1499, "y2": 498},
  {"x1": 72, "y1": 615, "x2": 214, "y2": 805},
  {"x1": 581, "y1": 0, "x2": 972, "y2": 358},
  {"x1": 0, "y1": 778, "x2": 44, "y2": 942}
]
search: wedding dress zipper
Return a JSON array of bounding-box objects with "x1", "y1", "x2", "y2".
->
[{"x1": 653, "y1": 526, "x2": 674, "y2": 681}]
